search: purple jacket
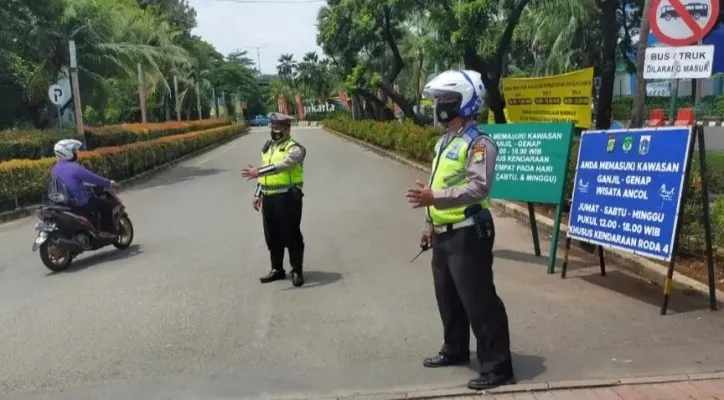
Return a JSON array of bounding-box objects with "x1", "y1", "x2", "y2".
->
[{"x1": 50, "y1": 160, "x2": 111, "y2": 206}]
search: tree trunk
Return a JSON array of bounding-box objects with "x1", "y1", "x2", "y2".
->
[
  {"x1": 414, "y1": 50, "x2": 425, "y2": 111},
  {"x1": 594, "y1": 0, "x2": 619, "y2": 130},
  {"x1": 630, "y1": 0, "x2": 653, "y2": 128},
  {"x1": 352, "y1": 93, "x2": 362, "y2": 120},
  {"x1": 461, "y1": 0, "x2": 531, "y2": 124}
]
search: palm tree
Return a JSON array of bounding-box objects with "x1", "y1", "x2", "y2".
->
[
  {"x1": 524, "y1": 0, "x2": 600, "y2": 75},
  {"x1": 6, "y1": 0, "x2": 192, "y2": 126},
  {"x1": 276, "y1": 54, "x2": 297, "y2": 86}
]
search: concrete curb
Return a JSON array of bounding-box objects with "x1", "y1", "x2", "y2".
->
[
  {"x1": 322, "y1": 126, "x2": 724, "y2": 304},
  {"x1": 0, "y1": 129, "x2": 249, "y2": 224},
  {"x1": 261, "y1": 371, "x2": 724, "y2": 399}
]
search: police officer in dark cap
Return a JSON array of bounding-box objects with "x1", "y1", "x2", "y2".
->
[{"x1": 241, "y1": 112, "x2": 307, "y2": 287}]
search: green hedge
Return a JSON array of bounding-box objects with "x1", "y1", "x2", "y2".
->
[
  {"x1": 0, "y1": 119, "x2": 231, "y2": 162},
  {"x1": 0, "y1": 123, "x2": 247, "y2": 213},
  {"x1": 611, "y1": 95, "x2": 724, "y2": 121},
  {"x1": 324, "y1": 117, "x2": 724, "y2": 254}
]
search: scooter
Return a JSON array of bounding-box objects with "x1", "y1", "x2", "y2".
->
[{"x1": 32, "y1": 185, "x2": 134, "y2": 272}]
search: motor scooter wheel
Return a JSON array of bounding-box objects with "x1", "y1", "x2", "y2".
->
[
  {"x1": 39, "y1": 237, "x2": 73, "y2": 272},
  {"x1": 113, "y1": 215, "x2": 134, "y2": 250}
]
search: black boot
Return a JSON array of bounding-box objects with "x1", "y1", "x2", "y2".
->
[
  {"x1": 260, "y1": 269, "x2": 285, "y2": 283},
  {"x1": 260, "y1": 249, "x2": 285, "y2": 284},
  {"x1": 423, "y1": 353, "x2": 470, "y2": 368},
  {"x1": 289, "y1": 246, "x2": 304, "y2": 287},
  {"x1": 467, "y1": 372, "x2": 516, "y2": 390}
]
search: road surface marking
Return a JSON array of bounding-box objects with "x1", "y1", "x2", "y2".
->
[{"x1": 251, "y1": 286, "x2": 274, "y2": 349}]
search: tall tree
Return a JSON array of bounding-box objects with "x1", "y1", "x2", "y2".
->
[{"x1": 276, "y1": 54, "x2": 297, "y2": 86}]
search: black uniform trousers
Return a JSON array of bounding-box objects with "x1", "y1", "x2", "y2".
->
[
  {"x1": 261, "y1": 188, "x2": 305, "y2": 273},
  {"x1": 431, "y1": 209, "x2": 513, "y2": 376}
]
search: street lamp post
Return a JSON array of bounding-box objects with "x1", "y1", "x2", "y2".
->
[{"x1": 246, "y1": 44, "x2": 267, "y2": 76}]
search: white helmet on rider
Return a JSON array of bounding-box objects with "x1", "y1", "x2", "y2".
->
[
  {"x1": 423, "y1": 70, "x2": 485, "y2": 122},
  {"x1": 54, "y1": 139, "x2": 83, "y2": 161}
]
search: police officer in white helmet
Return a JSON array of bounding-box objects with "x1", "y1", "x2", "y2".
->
[{"x1": 405, "y1": 70, "x2": 515, "y2": 390}]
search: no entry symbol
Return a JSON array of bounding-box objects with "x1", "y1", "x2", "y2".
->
[{"x1": 650, "y1": 0, "x2": 720, "y2": 46}]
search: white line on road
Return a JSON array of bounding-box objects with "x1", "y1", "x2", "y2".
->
[{"x1": 251, "y1": 285, "x2": 274, "y2": 349}]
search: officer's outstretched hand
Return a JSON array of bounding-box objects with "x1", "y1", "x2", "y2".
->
[
  {"x1": 405, "y1": 180, "x2": 434, "y2": 208},
  {"x1": 252, "y1": 196, "x2": 262, "y2": 212},
  {"x1": 241, "y1": 164, "x2": 259, "y2": 180}
]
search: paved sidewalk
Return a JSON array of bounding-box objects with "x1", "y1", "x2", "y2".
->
[{"x1": 483, "y1": 379, "x2": 724, "y2": 399}]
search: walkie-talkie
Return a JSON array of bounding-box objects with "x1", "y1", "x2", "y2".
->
[{"x1": 410, "y1": 242, "x2": 431, "y2": 263}]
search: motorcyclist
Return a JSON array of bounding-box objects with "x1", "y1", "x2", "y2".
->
[{"x1": 49, "y1": 139, "x2": 120, "y2": 239}]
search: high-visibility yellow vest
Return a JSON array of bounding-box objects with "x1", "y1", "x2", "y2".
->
[
  {"x1": 259, "y1": 138, "x2": 304, "y2": 195},
  {"x1": 427, "y1": 126, "x2": 492, "y2": 226}
]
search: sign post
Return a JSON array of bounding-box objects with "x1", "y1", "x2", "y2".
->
[
  {"x1": 482, "y1": 122, "x2": 576, "y2": 274},
  {"x1": 564, "y1": 126, "x2": 716, "y2": 315},
  {"x1": 48, "y1": 83, "x2": 69, "y2": 128},
  {"x1": 68, "y1": 40, "x2": 84, "y2": 139},
  {"x1": 648, "y1": 0, "x2": 719, "y2": 122}
]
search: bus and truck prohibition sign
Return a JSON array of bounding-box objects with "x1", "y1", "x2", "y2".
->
[{"x1": 650, "y1": 0, "x2": 720, "y2": 46}]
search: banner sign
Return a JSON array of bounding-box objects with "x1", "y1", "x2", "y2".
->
[
  {"x1": 277, "y1": 95, "x2": 289, "y2": 115},
  {"x1": 482, "y1": 122, "x2": 575, "y2": 204},
  {"x1": 338, "y1": 90, "x2": 351, "y2": 111},
  {"x1": 500, "y1": 67, "x2": 594, "y2": 129},
  {"x1": 567, "y1": 127, "x2": 692, "y2": 261},
  {"x1": 646, "y1": 81, "x2": 672, "y2": 97},
  {"x1": 294, "y1": 95, "x2": 306, "y2": 119}
]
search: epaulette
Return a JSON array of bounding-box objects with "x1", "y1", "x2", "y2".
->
[{"x1": 262, "y1": 139, "x2": 273, "y2": 153}]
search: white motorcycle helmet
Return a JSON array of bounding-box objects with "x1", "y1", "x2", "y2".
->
[
  {"x1": 423, "y1": 70, "x2": 485, "y2": 121},
  {"x1": 54, "y1": 139, "x2": 83, "y2": 161}
]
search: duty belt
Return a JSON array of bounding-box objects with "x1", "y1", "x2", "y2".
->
[
  {"x1": 432, "y1": 217, "x2": 475, "y2": 234},
  {"x1": 260, "y1": 183, "x2": 303, "y2": 194}
]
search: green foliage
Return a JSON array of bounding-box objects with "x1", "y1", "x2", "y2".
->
[
  {"x1": 1, "y1": 0, "x2": 264, "y2": 129},
  {"x1": 713, "y1": 197, "x2": 724, "y2": 248},
  {"x1": 0, "y1": 123, "x2": 248, "y2": 212},
  {"x1": 610, "y1": 96, "x2": 724, "y2": 121},
  {"x1": 324, "y1": 116, "x2": 440, "y2": 162},
  {"x1": 0, "y1": 120, "x2": 230, "y2": 162}
]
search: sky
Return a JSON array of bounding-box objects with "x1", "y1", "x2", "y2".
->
[{"x1": 188, "y1": 0, "x2": 326, "y2": 74}]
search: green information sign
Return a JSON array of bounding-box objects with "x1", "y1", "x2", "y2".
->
[
  {"x1": 479, "y1": 122, "x2": 575, "y2": 274},
  {"x1": 481, "y1": 122, "x2": 574, "y2": 204}
]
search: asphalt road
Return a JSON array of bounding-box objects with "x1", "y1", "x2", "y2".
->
[
  {"x1": 703, "y1": 126, "x2": 724, "y2": 151},
  {"x1": 1, "y1": 126, "x2": 724, "y2": 400}
]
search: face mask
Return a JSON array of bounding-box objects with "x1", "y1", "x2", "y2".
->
[
  {"x1": 435, "y1": 102, "x2": 459, "y2": 123},
  {"x1": 270, "y1": 129, "x2": 284, "y2": 140}
]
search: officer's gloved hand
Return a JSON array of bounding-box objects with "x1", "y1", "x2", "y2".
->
[{"x1": 420, "y1": 229, "x2": 432, "y2": 249}]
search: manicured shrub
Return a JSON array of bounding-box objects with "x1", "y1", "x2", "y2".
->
[
  {"x1": 0, "y1": 123, "x2": 247, "y2": 213},
  {"x1": 0, "y1": 119, "x2": 230, "y2": 162}
]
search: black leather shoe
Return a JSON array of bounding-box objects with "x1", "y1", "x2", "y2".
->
[
  {"x1": 260, "y1": 269, "x2": 285, "y2": 283},
  {"x1": 467, "y1": 373, "x2": 516, "y2": 390},
  {"x1": 291, "y1": 271, "x2": 304, "y2": 287},
  {"x1": 422, "y1": 354, "x2": 470, "y2": 368}
]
